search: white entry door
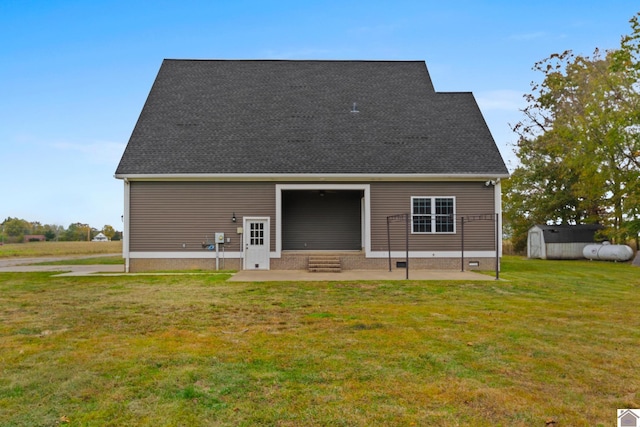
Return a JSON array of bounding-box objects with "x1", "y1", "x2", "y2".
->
[{"x1": 244, "y1": 218, "x2": 270, "y2": 270}]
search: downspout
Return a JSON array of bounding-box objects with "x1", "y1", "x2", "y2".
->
[
  {"x1": 123, "y1": 178, "x2": 130, "y2": 273},
  {"x1": 494, "y1": 179, "x2": 503, "y2": 271}
]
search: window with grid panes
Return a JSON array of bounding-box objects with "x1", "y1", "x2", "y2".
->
[{"x1": 411, "y1": 196, "x2": 455, "y2": 233}]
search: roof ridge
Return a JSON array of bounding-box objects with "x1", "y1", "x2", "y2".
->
[{"x1": 162, "y1": 58, "x2": 426, "y2": 63}]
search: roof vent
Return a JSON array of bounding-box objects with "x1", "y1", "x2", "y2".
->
[{"x1": 351, "y1": 102, "x2": 359, "y2": 113}]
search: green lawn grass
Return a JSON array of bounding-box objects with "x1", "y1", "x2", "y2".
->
[{"x1": 1, "y1": 256, "x2": 638, "y2": 426}]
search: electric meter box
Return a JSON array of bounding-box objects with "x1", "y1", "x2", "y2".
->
[{"x1": 215, "y1": 232, "x2": 225, "y2": 244}]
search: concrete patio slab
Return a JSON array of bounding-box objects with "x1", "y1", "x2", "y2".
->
[
  {"x1": 228, "y1": 269, "x2": 496, "y2": 281},
  {"x1": 0, "y1": 256, "x2": 497, "y2": 280}
]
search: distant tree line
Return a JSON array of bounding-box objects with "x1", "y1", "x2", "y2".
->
[
  {"x1": 0, "y1": 217, "x2": 122, "y2": 244},
  {"x1": 504, "y1": 12, "x2": 640, "y2": 252}
]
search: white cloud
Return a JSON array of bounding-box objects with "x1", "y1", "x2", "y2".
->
[{"x1": 475, "y1": 90, "x2": 525, "y2": 111}]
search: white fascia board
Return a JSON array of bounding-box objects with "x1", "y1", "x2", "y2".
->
[
  {"x1": 276, "y1": 183, "x2": 369, "y2": 190},
  {"x1": 114, "y1": 173, "x2": 510, "y2": 182},
  {"x1": 130, "y1": 251, "x2": 497, "y2": 259}
]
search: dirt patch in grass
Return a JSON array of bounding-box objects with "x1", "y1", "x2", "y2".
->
[{"x1": 0, "y1": 258, "x2": 639, "y2": 426}]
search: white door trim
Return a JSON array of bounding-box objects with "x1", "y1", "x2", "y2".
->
[
  {"x1": 275, "y1": 184, "x2": 371, "y2": 257},
  {"x1": 243, "y1": 217, "x2": 270, "y2": 270}
]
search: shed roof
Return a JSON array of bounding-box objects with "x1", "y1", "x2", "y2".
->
[
  {"x1": 530, "y1": 224, "x2": 603, "y2": 244},
  {"x1": 115, "y1": 60, "x2": 509, "y2": 177}
]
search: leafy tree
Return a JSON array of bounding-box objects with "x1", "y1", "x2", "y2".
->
[
  {"x1": 29, "y1": 221, "x2": 47, "y2": 235},
  {"x1": 63, "y1": 223, "x2": 91, "y2": 241},
  {"x1": 0, "y1": 218, "x2": 121, "y2": 243},
  {"x1": 2, "y1": 217, "x2": 30, "y2": 242},
  {"x1": 42, "y1": 224, "x2": 64, "y2": 241},
  {"x1": 102, "y1": 225, "x2": 116, "y2": 240},
  {"x1": 506, "y1": 13, "x2": 640, "y2": 250},
  {"x1": 43, "y1": 229, "x2": 57, "y2": 241}
]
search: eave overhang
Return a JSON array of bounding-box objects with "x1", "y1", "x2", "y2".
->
[{"x1": 114, "y1": 173, "x2": 510, "y2": 182}]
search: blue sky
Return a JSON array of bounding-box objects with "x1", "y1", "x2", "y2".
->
[{"x1": 1, "y1": 1, "x2": 638, "y2": 230}]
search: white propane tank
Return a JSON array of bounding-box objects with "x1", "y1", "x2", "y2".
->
[{"x1": 583, "y1": 242, "x2": 634, "y2": 261}]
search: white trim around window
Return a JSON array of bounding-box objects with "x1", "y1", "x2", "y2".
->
[{"x1": 410, "y1": 196, "x2": 456, "y2": 234}]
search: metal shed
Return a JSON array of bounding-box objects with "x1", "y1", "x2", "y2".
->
[{"x1": 527, "y1": 224, "x2": 602, "y2": 260}]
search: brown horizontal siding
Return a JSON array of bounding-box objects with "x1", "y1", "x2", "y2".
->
[
  {"x1": 129, "y1": 180, "x2": 497, "y2": 255},
  {"x1": 370, "y1": 182, "x2": 496, "y2": 252},
  {"x1": 282, "y1": 190, "x2": 362, "y2": 250},
  {"x1": 129, "y1": 181, "x2": 275, "y2": 252}
]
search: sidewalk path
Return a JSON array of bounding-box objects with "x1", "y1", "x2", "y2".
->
[{"x1": 0, "y1": 254, "x2": 124, "y2": 276}]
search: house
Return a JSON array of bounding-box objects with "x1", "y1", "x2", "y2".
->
[
  {"x1": 115, "y1": 60, "x2": 509, "y2": 273},
  {"x1": 619, "y1": 409, "x2": 640, "y2": 427},
  {"x1": 23, "y1": 234, "x2": 46, "y2": 243},
  {"x1": 92, "y1": 232, "x2": 109, "y2": 242},
  {"x1": 527, "y1": 224, "x2": 602, "y2": 260}
]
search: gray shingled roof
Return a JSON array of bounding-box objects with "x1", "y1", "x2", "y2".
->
[
  {"x1": 531, "y1": 224, "x2": 603, "y2": 244},
  {"x1": 115, "y1": 60, "x2": 508, "y2": 176}
]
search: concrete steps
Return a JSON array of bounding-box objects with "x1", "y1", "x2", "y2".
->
[{"x1": 308, "y1": 255, "x2": 342, "y2": 273}]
